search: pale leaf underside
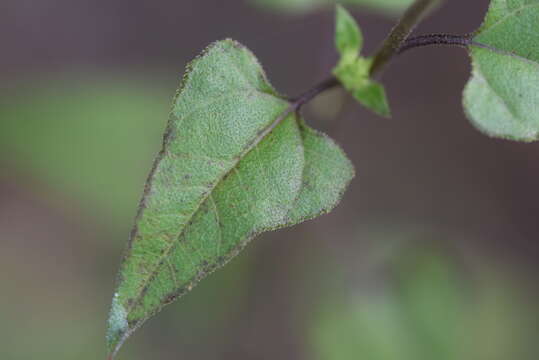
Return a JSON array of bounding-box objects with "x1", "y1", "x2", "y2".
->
[
  {"x1": 464, "y1": 0, "x2": 539, "y2": 141},
  {"x1": 107, "y1": 39, "x2": 354, "y2": 357}
]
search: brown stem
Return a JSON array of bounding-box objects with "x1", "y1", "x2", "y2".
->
[
  {"x1": 399, "y1": 33, "x2": 471, "y2": 54},
  {"x1": 290, "y1": 77, "x2": 340, "y2": 110}
]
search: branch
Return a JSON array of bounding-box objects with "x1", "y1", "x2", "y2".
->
[
  {"x1": 370, "y1": 0, "x2": 442, "y2": 76},
  {"x1": 286, "y1": 0, "x2": 443, "y2": 115},
  {"x1": 291, "y1": 77, "x2": 340, "y2": 110}
]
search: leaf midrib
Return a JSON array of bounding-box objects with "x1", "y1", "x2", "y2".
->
[
  {"x1": 474, "y1": 3, "x2": 539, "y2": 66},
  {"x1": 124, "y1": 93, "x2": 291, "y2": 319}
]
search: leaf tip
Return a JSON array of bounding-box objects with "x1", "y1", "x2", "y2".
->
[
  {"x1": 351, "y1": 81, "x2": 391, "y2": 118},
  {"x1": 106, "y1": 293, "x2": 129, "y2": 358},
  {"x1": 379, "y1": 109, "x2": 392, "y2": 119},
  {"x1": 334, "y1": 3, "x2": 362, "y2": 60}
]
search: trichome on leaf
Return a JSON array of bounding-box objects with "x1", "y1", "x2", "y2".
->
[{"x1": 106, "y1": 39, "x2": 354, "y2": 359}]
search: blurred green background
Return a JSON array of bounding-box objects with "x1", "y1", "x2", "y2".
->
[{"x1": 1, "y1": 0, "x2": 539, "y2": 359}]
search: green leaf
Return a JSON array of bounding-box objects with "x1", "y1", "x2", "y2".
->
[
  {"x1": 310, "y1": 254, "x2": 464, "y2": 360},
  {"x1": 463, "y1": 0, "x2": 539, "y2": 141},
  {"x1": 332, "y1": 7, "x2": 391, "y2": 117},
  {"x1": 286, "y1": 121, "x2": 355, "y2": 224},
  {"x1": 352, "y1": 81, "x2": 391, "y2": 118},
  {"x1": 335, "y1": 5, "x2": 363, "y2": 64},
  {"x1": 249, "y1": 0, "x2": 413, "y2": 16},
  {"x1": 107, "y1": 39, "x2": 354, "y2": 358},
  {"x1": 0, "y1": 78, "x2": 170, "y2": 221},
  {"x1": 309, "y1": 236, "x2": 539, "y2": 360}
]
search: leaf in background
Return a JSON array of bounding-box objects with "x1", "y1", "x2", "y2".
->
[
  {"x1": 0, "y1": 78, "x2": 170, "y2": 222},
  {"x1": 333, "y1": 6, "x2": 391, "y2": 117},
  {"x1": 310, "y1": 247, "x2": 463, "y2": 360},
  {"x1": 309, "y1": 239, "x2": 539, "y2": 360},
  {"x1": 249, "y1": 0, "x2": 413, "y2": 16},
  {"x1": 107, "y1": 39, "x2": 354, "y2": 358},
  {"x1": 463, "y1": 0, "x2": 539, "y2": 141}
]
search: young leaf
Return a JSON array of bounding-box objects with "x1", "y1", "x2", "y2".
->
[
  {"x1": 107, "y1": 39, "x2": 354, "y2": 358},
  {"x1": 463, "y1": 0, "x2": 539, "y2": 141},
  {"x1": 335, "y1": 5, "x2": 363, "y2": 65},
  {"x1": 333, "y1": 6, "x2": 392, "y2": 117},
  {"x1": 352, "y1": 81, "x2": 391, "y2": 118}
]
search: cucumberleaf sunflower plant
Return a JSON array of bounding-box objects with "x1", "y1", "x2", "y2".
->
[{"x1": 106, "y1": 0, "x2": 539, "y2": 358}]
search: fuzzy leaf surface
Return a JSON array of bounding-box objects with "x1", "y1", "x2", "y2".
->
[
  {"x1": 463, "y1": 0, "x2": 539, "y2": 141},
  {"x1": 351, "y1": 81, "x2": 391, "y2": 118},
  {"x1": 107, "y1": 39, "x2": 354, "y2": 358}
]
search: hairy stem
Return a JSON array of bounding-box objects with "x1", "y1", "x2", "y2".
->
[
  {"x1": 399, "y1": 33, "x2": 471, "y2": 53},
  {"x1": 370, "y1": 0, "x2": 442, "y2": 76},
  {"x1": 291, "y1": 77, "x2": 340, "y2": 110}
]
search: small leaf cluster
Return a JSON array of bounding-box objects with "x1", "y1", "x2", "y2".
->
[
  {"x1": 334, "y1": 0, "x2": 539, "y2": 140},
  {"x1": 333, "y1": 5, "x2": 391, "y2": 117}
]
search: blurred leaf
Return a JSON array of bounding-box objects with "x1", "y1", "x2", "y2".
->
[
  {"x1": 333, "y1": 6, "x2": 391, "y2": 117},
  {"x1": 107, "y1": 39, "x2": 354, "y2": 358},
  {"x1": 0, "y1": 75, "x2": 170, "y2": 221},
  {"x1": 391, "y1": 248, "x2": 464, "y2": 359},
  {"x1": 312, "y1": 297, "x2": 418, "y2": 360},
  {"x1": 250, "y1": 0, "x2": 413, "y2": 16},
  {"x1": 463, "y1": 0, "x2": 539, "y2": 141},
  {"x1": 309, "y1": 240, "x2": 539, "y2": 360}
]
